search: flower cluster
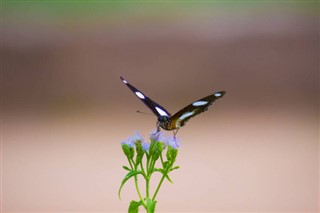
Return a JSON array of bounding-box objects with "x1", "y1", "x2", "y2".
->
[
  {"x1": 150, "y1": 130, "x2": 180, "y2": 149},
  {"x1": 119, "y1": 130, "x2": 180, "y2": 213},
  {"x1": 122, "y1": 130, "x2": 180, "y2": 150}
]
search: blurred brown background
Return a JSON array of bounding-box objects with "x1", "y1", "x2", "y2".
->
[{"x1": 2, "y1": 1, "x2": 319, "y2": 212}]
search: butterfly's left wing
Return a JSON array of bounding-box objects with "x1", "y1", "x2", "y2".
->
[
  {"x1": 120, "y1": 76, "x2": 171, "y2": 117},
  {"x1": 170, "y1": 91, "x2": 226, "y2": 128}
]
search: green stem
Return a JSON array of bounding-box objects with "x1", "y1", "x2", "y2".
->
[
  {"x1": 127, "y1": 157, "x2": 146, "y2": 208},
  {"x1": 140, "y1": 161, "x2": 146, "y2": 177},
  {"x1": 147, "y1": 158, "x2": 154, "y2": 176},
  {"x1": 152, "y1": 161, "x2": 174, "y2": 201},
  {"x1": 140, "y1": 160, "x2": 149, "y2": 198},
  {"x1": 134, "y1": 175, "x2": 146, "y2": 208},
  {"x1": 151, "y1": 174, "x2": 165, "y2": 201},
  {"x1": 160, "y1": 153, "x2": 164, "y2": 167},
  {"x1": 150, "y1": 158, "x2": 157, "y2": 174},
  {"x1": 146, "y1": 158, "x2": 155, "y2": 198},
  {"x1": 146, "y1": 155, "x2": 150, "y2": 173},
  {"x1": 146, "y1": 177, "x2": 150, "y2": 198},
  {"x1": 127, "y1": 157, "x2": 134, "y2": 170}
]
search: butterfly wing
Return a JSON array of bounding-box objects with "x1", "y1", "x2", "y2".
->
[
  {"x1": 170, "y1": 91, "x2": 226, "y2": 128},
  {"x1": 120, "y1": 76, "x2": 171, "y2": 117}
]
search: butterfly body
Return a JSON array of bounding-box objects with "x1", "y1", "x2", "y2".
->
[{"x1": 120, "y1": 76, "x2": 225, "y2": 132}]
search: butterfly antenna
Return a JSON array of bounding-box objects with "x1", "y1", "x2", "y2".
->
[{"x1": 136, "y1": 110, "x2": 153, "y2": 116}]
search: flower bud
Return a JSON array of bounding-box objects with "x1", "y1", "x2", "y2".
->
[
  {"x1": 166, "y1": 145, "x2": 178, "y2": 162},
  {"x1": 121, "y1": 143, "x2": 135, "y2": 159},
  {"x1": 135, "y1": 140, "x2": 144, "y2": 164}
]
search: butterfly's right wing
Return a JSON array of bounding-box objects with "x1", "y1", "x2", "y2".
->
[
  {"x1": 170, "y1": 91, "x2": 226, "y2": 128},
  {"x1": 120, "y1": 76, "x2": 171, "y2": 117}
]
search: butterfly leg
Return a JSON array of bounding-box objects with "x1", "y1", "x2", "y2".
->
[
  {"x1": 156, "y1": 122, "x2": 161, "y2": 133},
  {"x1": 173, "y1": 128, "x2": 179, "y2": 138},
  {"x1": 150, "y1": 122, "x2": 161, "y2": 138},
  {"x1": 151, "y1": 122, "x2": 161, "y2": 135}
]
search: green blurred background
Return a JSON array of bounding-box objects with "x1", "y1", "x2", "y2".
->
[{"x1": 2, "y1": 1, "x2": 319, "y2": 212}]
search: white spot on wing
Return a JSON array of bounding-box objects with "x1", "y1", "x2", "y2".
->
[
  {"x1": 135, "y1": 91, "x2": 145, "y2": 99},
  {"x1": 214, "y1": 92, "x2": 222, "y2": 97},
  {"x1": 155, "y1": 107, "x2": 168, "y2": 116},
  {"x1": 179, "y1": 112, "x2": 194, "y2": 120},
  {"x1": 122, "y1": 79, "x2": 128, "y2": 84},
  {"x1": 192, "y1": 101, "x2": 208, "y2": 106}
]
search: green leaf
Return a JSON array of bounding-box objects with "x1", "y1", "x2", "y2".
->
[
  {"x1": 152, "y1": 168, "x2": 163, "y2": 173},
  {"x1": 170, "y1": 166, "x2": 180, "y2": 171},
  {"x1": 122, "y1": 166, "x2": 131, "y2": 171},
  {"x1": 152, "y1": 168, "x2": 173, "y2": 183},
  {"x1": 146, "y1": 198, "x2": 157, "y2": 213},
  {"x1": 128, "y1": 200, "x2": 142, "y2": 213},
  {"x1": 118, "y1": 170, "x2": 142, "y2": 199},
  {"x1": 164, "y1": 173, "x2": 173, "y2": 183}
]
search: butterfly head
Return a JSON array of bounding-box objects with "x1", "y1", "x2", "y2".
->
[{"x1": 158, "y1": 116, "x2": 172, "y2": 130}]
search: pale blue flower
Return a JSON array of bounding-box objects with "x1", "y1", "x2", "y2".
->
[
  {"x1": 149, "y1": 129, "x2": 165, "y2": 142},
  {"x1": 166, "y1": 136, "x2": 180, "y2": 149},
  {"x1": 149, "y1": 130, "x2": 180, "y2": 149},
  {"x1": 121, "y1": 139, "x2": 135, "y2": 148},
  {"x1": 130, "y1": 131, "x2": 144, "y2": 142},
  {"x1": 142, "y1": 142, "x2": 150, "y2": 151},
  {"x1": 121, "y1": 131, "x2": 144, "y2": 148}
]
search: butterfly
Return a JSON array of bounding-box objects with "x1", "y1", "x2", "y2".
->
[{"x1": 120, "y1": 76, "x2": 226, "y2": 135}]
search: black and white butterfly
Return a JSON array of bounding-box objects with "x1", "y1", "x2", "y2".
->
[{"x1": 120, "y1": 76, "x2": 225, "y2": 134}]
